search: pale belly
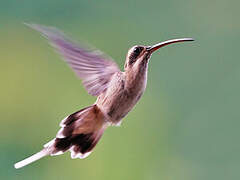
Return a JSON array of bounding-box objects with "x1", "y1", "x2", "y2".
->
[
  {"x1": 96, "y1": 72, "x2": 147, "y2": 124},
  {"x1": 97, "y1": 90, "x2": 144, "y2": 124}
]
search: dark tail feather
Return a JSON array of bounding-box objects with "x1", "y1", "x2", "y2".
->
[
  {"x1": 51, "y1": 128, "x2": 105, "y2": 159},
  {"x1": 14, "y1": 104, "x2": 108, "y2": 169},
  {"x1": 48, "y1": 104, "x2": 107, "y2": 159}
]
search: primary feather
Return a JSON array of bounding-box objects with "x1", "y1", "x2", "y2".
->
[{"x1": 25, "y1": 23, "x2": 120, "y2": 96}]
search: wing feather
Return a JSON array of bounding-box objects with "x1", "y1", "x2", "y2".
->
[{"x1": 25, "y1": 23, "x2": 120, "y2": 96}]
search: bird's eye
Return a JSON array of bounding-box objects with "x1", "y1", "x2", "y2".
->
[
  {"x1": 133, "y1": 47, "x2": 141, "y2": 56},
  {"x1": 128, "y1": 46, "x2": 143, "y2": 65}
]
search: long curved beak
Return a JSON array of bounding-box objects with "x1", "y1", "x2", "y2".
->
[{"x1": 147, "y1": 38, "x2": 194, "y2": 54}]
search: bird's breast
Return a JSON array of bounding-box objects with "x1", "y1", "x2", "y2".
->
[{"x1": 96, "y1": 70, "x2": 147, "y2": 125}]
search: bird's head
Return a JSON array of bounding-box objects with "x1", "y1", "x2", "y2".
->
[{"x1": 124, "y1": 38, "x2": 194, "y2": 71}]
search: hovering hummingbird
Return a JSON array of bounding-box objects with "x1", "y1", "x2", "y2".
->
[{"x1": 14, "y1": 24, "x2": 194, "y2": 169}]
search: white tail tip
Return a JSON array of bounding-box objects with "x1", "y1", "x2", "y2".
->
[{"x1": 14, "y1": 150, "x2": 48, "y2": 169}]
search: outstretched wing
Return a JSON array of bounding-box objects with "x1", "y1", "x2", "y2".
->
[{"x1": 26, "y1": 23, "x2": 120, "y2": 96}]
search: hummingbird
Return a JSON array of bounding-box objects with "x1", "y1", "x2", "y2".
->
[{"x1": 14, "y1": 24, "x2": 194, "y2": 169}]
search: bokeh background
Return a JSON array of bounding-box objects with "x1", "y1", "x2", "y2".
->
[{"x1": 1, "y1": 0, "x2": 240, "y2": 179}]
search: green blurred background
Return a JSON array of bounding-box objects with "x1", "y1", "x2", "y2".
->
[{"x1": 1, "y1": 0, "x2": 240, "y2": 179}]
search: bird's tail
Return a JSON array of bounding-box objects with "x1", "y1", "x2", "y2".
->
[
  {"x1": 14, "y1": 104, "x2": 108, "y2": 169},
  {"x1": 14, "y1": 149, "x2": 50, "y2": 169}
]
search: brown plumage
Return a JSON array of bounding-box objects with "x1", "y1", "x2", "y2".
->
[{"x1": 14, "y1": 24, "x2": 194, "y2": 169}]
